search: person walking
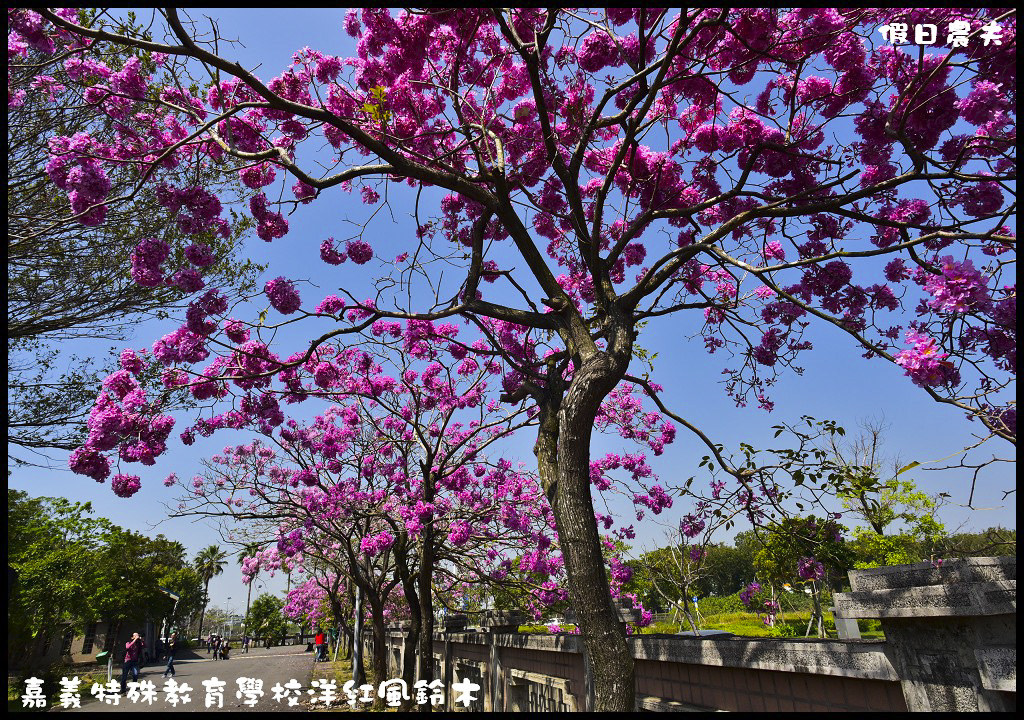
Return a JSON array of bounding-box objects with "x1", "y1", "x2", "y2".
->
[
  {"x1": 212, "y1": 635, "x2": 220, "y2": 660},
  {"x1": 242, "y1": 635, "x2": 250, "y2": 654},
  {"x1": 120, "y1": 632, "x2": 145, "y2": 693},
  {"x1": 162, "y1": 632, "x2": 178, "y2": 678},
  {"x1": 314, "y1": 629, "x2": 325, "y2": 663}
]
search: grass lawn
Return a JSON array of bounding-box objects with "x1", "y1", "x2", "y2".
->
[
  {"x1": 520, "y1": 612, "x2": 883, "y2": 639},
  {"x1": 643, "y1": 611, "x2": 885, "y2": 640}
]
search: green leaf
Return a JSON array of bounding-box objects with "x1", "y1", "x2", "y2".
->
[{"x1": 896, "y1": 461, "x2": 920, "y2": 476}]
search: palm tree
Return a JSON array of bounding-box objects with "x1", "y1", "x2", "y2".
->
[
  {"x1": 194, "y1": 545, "x2": 228, "y2": 639},
  {"x1": 237, "y1": 543, "x2": 262, "y2": 627}
]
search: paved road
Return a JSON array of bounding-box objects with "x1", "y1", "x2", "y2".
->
[{"x1": 63, "y1": 645, "x2": 324, "y2": 712}]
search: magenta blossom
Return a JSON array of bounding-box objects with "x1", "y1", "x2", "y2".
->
[
  {"x1": 111, "y1": 474, "x2": 142, "y2": 498},
  {"x1": 264, "y1": 277, "x2": 301, "y2": 314},
  {"x1": 797, "y1": 556, "x2": 825, "y2": 581},
  {"x1": 895, "y1": 330, "x2": 960, "y2": 387}
]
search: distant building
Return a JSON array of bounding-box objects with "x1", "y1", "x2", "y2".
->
[{"x1": 15, "y1": 619, "x2": 160, "y2": 669}]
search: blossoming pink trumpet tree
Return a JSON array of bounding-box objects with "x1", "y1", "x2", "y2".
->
[
  {"x1": 181, "y1": 438, "x2": 419, "y2": 689},
  {"x1": 172, "y1": 345, "x2": 562, "y2": 690},
  {"x1": 273, "y1": 326, "x2": 565, "y2": 680},
  {"x1": 20, "y1": 8, "x2": 1017, "y2": 709},
  {"x1": 173, "y1": 332, "x2": 659, "y2": 690}
]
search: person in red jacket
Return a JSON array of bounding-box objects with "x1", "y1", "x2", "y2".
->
[{"x1": 314, "y1": 630, "x2": 326, "y2": 662}]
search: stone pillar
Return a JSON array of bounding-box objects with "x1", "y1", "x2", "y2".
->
[
  {"x1": 481, "y1": 611, "x2": 524, "y2": 712},
  {"x1": 390, "y1": 621, "x2": 410, "y2": 678},
  {"x1": 441, "y1": 615, "x2": 466, "y2": 711},
  {"x1": 834, "y1": 557, "x2": 1016, "y2": 712},
  {"x1": 827, "y1": 606, "x2": 862, "y2": 639}
]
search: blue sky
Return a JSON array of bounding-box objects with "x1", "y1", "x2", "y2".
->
[{"x1": 9, "y1": 8, "x2": 1016, "y2": 614}]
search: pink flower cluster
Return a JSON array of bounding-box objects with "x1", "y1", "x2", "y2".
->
[
  {"x1": 319, "y1": 237, "x2": 347, "y2": 265},
  {"x1": 111, "y1": 474, "x2": 142, "y2": 498},
  {"x1": 69, "y1": 350, "x2": 177, "y2": 494},
  {"x1": 797, "y1": 556, "x2": 825, "y2": 581},
  {"x1": 346, "y1": 239, "x2": 374, "y2": 265},
  {"x1": 739, "y1": 582, "x2": 761, "y2": 608},
  {"x1": 679, "y1": 514, "x2": 706, "y2": 538},
  {"x1": 265, "y1": 277, "x2": 301, "y2": 314},
  {"x1": 895, "y1": 330, "x2": 960, "y2": 388},
  {"x1": 45, "y1": 133, "x2": 111, "y2": 225},
  {"x1": 249, "y1": 193, "x2": 289, "y2": 242},
  {"x1": 129, "y1": 238, "x2": 171, "y2": 287},
  {"x1": 156, "y1": 185, "x2": 227, "y2": 237},
  {"x1": 924, "y1": 257, "x2": 991, "y2": 314},
  {"x1": 359, "y1": 530, "x2": 395, "y2": 557}
]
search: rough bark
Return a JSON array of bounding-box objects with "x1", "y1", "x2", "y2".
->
[
  {"x1": 398, "y1": 549, "x2": 422, "y2": 711},
  {"x1": 536, "y1": 318, "x2": 636, "y2": 711},
  {"x1": 417, "y1": 520, "x2": 436, "y2": 705},
  {"x1": 365, "y1": 592, "x2": 388, "y2": 711},
  {"x1": 329, "y1": 596, "x2": 353, "y2": 660}
]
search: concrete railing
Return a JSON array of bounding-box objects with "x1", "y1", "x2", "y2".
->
[
  {"x1": 373, "y1": 557, "x2": 1015, "y2": 712},
  {"x1": 834, "y1": 556, "x2": 1015, "y2": 712}
]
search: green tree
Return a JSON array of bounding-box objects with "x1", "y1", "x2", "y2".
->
[
  {"x1": 8, "y1": 491, "x2": 108, "y2": 656},
  {"x1": 825, "y1": 421, "x2": 948, "y2": 568},
  {"x1": 160, "y1": 565, "x2": 206, "y2": 635},
  {"x1": 631, "y1": 543, "x2": 705, "y2": 632},
  {"x1": 7, "y1": 490, "x2": 202, "y2": 659},
  {"x1": 701, "y1": 538, "x2": 759, "y2": 596},
  {"x1": 935, "y1": 527, "x2": 1017, "y2": 559},
  {"x1": 753, "y1": 516, "x2": 853, "y2": 637},
  {"x1": 193, "y1": 545, "x2": 228, "y2": 639},
  {"x1": 245, "y1": 593, "x2": 288, "y2": 645}
]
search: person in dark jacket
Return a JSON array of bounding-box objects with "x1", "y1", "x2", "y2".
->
[{"x1": 163, "y1": 632, "x2": 179, "y2": 677}]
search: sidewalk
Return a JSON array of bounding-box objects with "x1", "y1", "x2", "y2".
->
[{"x1": 57, "y1": 645, "x2": 317, "y2": 712}]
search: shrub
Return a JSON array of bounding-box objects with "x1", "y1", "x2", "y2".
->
[
  {"x1": 694, "y1": 593, "x2": 745, "y2": 616},
  {"x1": 766, "y1": 622, "x2": 799, "y2": 638}
]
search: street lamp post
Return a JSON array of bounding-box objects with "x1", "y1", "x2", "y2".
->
[
  {"x1": 159, "y1": 587, "x2": 181, "y2": 641},
  {"x1": 224, "y1": 597, "x2": 231, "y2": 638}
]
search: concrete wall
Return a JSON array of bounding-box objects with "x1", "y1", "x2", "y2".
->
[
  {"x1": 378, "y1": 557, "x2": 1015, "y2": 712},
  {"x1": 379, "y1": 630, "x2": 907, "y2": 712},
  {"x1": 16, "y1": 619, "x2": 159, "y2": 669}
]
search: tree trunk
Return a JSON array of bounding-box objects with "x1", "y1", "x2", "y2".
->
[
  {"x1": 329, "y1": 596, "x2": 352, "y2": 661},
  {"x1": 353, "y1": 585, "x2": 366, "y2": 685},
  {"x1": 196, "y1": 580, "x2": 211, "y2": 640},
  {"x1": 678, "y1": 592, "x2": 700, "y2": 634},
  {"x1": 368, "y1": 594, "x2": 389, "y2": 711},
  {"x1": 244, "y1": 575, "x2": 253, "y2": 629},
  {"x1": 414, "y1": 467, "x2": 437, "y2": 709},
  {"x1": 398, "y1": 558, "x2": 422, "y2": 711},
  {"x1": 417, "y1": 524, "x2": 435, "y2": 707},
  {"x1": 536, "y1": 334, "x2": 636, "y2": 712}
]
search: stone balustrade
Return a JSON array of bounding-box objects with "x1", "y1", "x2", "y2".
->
[{"x1": 367, "y1": 557, "x2": 1015, "y2": 712}]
